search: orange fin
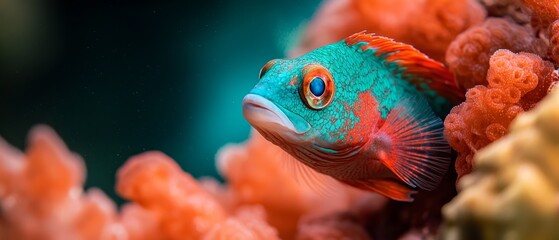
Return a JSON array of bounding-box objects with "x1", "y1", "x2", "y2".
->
[
  {"x1": 371, "y1": 97, "x2": 451, "y2": 191},
  {"x1": 340, "y1": 178, "x2": 416, "y2": 202},
  {"x1": 345, "y1": 32, "x2": 464, "y2": 104}
]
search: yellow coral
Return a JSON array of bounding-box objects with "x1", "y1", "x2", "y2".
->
[{"x1": 441, "y1": 87, "x2": 559, "y2": 240}]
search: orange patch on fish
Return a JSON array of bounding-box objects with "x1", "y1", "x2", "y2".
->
[
  {"x1": 345, "y1": 91, "x2": 378, "y2": 145},
  {"x1": 288, "y1": 76, "x2": 298, "y2": 86}
]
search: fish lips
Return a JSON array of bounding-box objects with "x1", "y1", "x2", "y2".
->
[{"x1": 242, "y1": 94, "x2": 310, "y2": 135}]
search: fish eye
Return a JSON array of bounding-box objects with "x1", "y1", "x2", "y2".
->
[
  {"x1": 300, "y1": 64, "x2": 335, "y2": 110},
  {"x1": 259, "y1": 59, "x2": 278, "y2": 79}
]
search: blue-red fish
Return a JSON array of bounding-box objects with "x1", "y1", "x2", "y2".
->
[{"x1": 242, "y1": 32, "x2": 463, "y2": 201}]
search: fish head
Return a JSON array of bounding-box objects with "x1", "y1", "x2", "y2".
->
[{"x1": 242, "y1": 41, "x2": 383, "y2": 166}]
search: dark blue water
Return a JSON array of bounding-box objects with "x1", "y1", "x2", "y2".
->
[{"x1": 0, "y1": 0, "x2": 321, "y2": 201}]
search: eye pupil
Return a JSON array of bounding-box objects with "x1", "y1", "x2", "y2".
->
[
  {"x1": 300, "y1": 64, "x2": 334, "y2": 110},
  {"x1": 309, "y1": 77, "x2": 326, "y2": 97}
]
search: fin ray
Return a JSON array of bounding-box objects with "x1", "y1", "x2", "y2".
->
[
  {"x1": 371, "y1": 97, "x2": 451, "y2": 191},
  {"x1": 340, "y1": 178, "x2": 416, "y2": 202},
  {"x1": 280, "y1": 150, "x2": 341, "y2": 197}
]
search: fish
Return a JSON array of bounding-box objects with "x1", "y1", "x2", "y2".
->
[{"x1": 242, "y1": 32, "x2": 464, "y2": 202}]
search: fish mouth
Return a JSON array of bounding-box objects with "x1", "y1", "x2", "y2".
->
[{"x1": 242, "y1": 94, "x2": 310, "y2": 135}]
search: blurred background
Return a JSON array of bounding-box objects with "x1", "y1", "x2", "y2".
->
[{"x1": 0, "y1": 0, "x2": 321, "y2": 202}]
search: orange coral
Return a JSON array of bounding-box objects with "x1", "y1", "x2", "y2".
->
[
  {"x1": 444, "y1": 49, "x2": 557, "y2": 181},
  {"x1": 203, "y1": 206, "x2": 279, "y2": 240},
  {"x1": 480, "y1": 0, "x2": 530, "y2": 23},
  {"x1": 4, "y1": 2, "x2": 559, "y2": 238},
  {"x1": 389, "y1": 0, "x2": 486, "y2": 61},
  {"x1": 215, "y1": 131, "x2": 368, "y2": 239},
  {"x1": 550, "y1": 19, "x2": 559, "y2": 64},
  {"x1": 0, "y1": 127, "x2": 283, "y2": 240},
  {"x1": 0, "y1": 126, "x2": 122, "y2": 240},
  {"x1": 116, "y1": 151, "x2": 228, "y2": 239},
  {"x1": 290, "y1": 0, "x2": 486, "y2": 61},
  {"x1": 446, "y1": 18, "x2": 547, "y2": 90},
  {"x1": 216, "y1": 131, "x2": 455, "y2": 238},
  {"x1": 1, "y1": 126, "x2": 457, "y2": 239},
  {"x1": 521, "y1": 0, "x2": 559, "y2": 30},
  {"x1": 294, "y1": 213, "x2": 371, "y2": 240},
  {"x1": 119, "y1": 204, "x2": 159, "y2": 240}
]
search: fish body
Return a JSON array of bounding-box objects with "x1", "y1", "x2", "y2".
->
[{"x1": 242, "y1": 32, "x2": 463, "y2": 201}]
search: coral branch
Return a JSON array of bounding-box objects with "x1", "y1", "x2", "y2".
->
[
  {"x1": 289, "y1": 0, "x2": 486, "y2": 61},
  {"x1": 442, "y1": 86, "x2": 559, "y2": 239},
  {"x1": 444, "y1": 49, "x2": 557, "y2": 181},
  {"x1": 446, "y1": 18, "x2": 547, "y2": 90}
]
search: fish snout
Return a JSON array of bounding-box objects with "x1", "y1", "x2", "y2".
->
[{"x1": 242, "y1": 94, "x2": 310, "y2": 135}]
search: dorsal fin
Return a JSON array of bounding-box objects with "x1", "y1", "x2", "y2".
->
[{"x1": 345, "y1": 32, "x2": 464, "y2": 105}]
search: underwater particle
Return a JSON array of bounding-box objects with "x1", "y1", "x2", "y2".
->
[
  {"x1": 290, "y1": 0, "x2": 485, "y2": 61},
  {"x1": 203, "y1": 206, "x2": 280, "y2": 240},
  {"x1": 294, "y1": 212, "x2": 371, "y2": 240},
  {"x1": 116, "y1": 151, "x2": 227, "y2": 240},
  {"x1": 441, "y1": 87, "x2": 559, "y2": 240},
  {"x1": 445, "y1": 18, "x2": 547, "y2": 90},
  {"x1": 216, "y1": 131, "x2": 362, "y2": 239},
  {"x1": 444, "y1": 49, "x2": 557, "y2": 181},
  {"x1": 0, "y1": 126, "x2": 124, "y2": 240}
]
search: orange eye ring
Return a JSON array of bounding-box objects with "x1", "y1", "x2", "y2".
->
[
  {"x1": 259, "y1": 59, "x2": 278, "y2": 79},
  {"x1": 300, "y1": 64, "x2": 335, "y2": 110}
]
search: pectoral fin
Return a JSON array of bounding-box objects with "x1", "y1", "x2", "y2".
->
[{"x1": 371, "y1": 97, "x2": 451, "y2": 191}]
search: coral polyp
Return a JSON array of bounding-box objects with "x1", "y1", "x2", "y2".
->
[{"x1": 445, "y1": 50, "x2": 557, "y2": 181}]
